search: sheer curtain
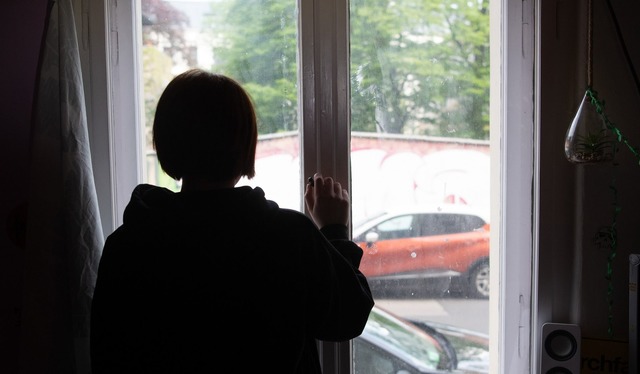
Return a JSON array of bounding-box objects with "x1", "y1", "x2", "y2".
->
[{"x1": 21, "y1": 0, "x2": 103, "y2": 372}]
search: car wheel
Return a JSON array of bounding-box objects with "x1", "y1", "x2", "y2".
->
[{"x1": 467, "y1": 261, "x2": 490, "y2": 299}]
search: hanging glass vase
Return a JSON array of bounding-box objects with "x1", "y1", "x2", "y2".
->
[{"x1": 564, "y1": 90, "x2": 614, "y2": 164}]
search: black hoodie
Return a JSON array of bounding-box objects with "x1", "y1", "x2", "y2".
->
[{"x1": 90, "y1": 184, "x2": 374, "y2": 373}]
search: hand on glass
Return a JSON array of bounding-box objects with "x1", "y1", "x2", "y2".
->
[{"x1": 305, "y1": 173, "x2": 350, "y2": 229}]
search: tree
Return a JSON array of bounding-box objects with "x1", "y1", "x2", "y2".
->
[
  {"x1": 350, "y1": 0, "x2": 490, "y2": 138},
  {"x1": 203, "y1": 0, "x2": 490, "y2": 139},
  {"x1": 141, "y1": 0, "x2": 190, "y2": 191},
  {"x1": 141, "y1": 0, "x2": 190, "y2": 60},
  {"x1": 203, "y1": 0, "x2": 298, "y2": 134}
]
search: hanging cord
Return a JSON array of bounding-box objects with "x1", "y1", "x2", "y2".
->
[
  {"x1": 586, "y1": 0, "x2": 593, "y2": 87},
  {"x1": 587, "y1": 88, "x2": 640, "y2": 337},
  {"x1": 588, "y1": 88, "x2": 619, "y2": 338},
  {"x1": 593, "y1": 151, "x2": 618, "y2": 337},
  {"x1": 588, "y1": 89, "x2": 640, "y2": 160},
  {"x1": 605, "y1": 0, "x2": 640, "y2": 100},
  {"x1": 585, "y1": 0, "x2": 640, "y2": 336}
]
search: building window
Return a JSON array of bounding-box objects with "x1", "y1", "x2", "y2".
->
[{"x1": 89, "y1": 0, "x2": 536, "y2": 372}]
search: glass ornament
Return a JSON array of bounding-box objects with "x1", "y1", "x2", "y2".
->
[{"x1": 564, "y1": 90, "x2": 614, "y2": 164}]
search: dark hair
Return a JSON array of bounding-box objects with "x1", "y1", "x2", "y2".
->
[{"x1": 152, "y1": 69, "x2": 257, "y2": 181}]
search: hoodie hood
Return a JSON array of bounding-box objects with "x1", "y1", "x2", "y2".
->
[{"x1": 121, "y1": 183, "x2": 280, "y2": 232}]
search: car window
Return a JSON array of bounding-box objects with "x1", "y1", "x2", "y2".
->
[
  {"x1": 354, "y1": 307, "x2": 451, "y2": 373},
  {"x1": 419, "y1": 214, "x2": 486, "y2": 236},
  {"x1": 460, "y1": 214, "x2": 487, "y2": 232},
  {"x1": 353, "y1": 339, "x2": 419, "y2": 374},
  {"x1": 375, "y1": 215, "x2": 415, "y2": 240}
]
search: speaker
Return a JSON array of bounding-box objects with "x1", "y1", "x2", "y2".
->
[{"x1": 540, "y1": 323, "x2": 581, "y2": 374}]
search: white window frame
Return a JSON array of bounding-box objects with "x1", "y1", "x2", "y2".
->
[
  {"x1": 492, "y1": 0, "x2": 538, "y2": 373},
  {"x1": 82, "y1": 0, "x2": 539, "y2": 372}
]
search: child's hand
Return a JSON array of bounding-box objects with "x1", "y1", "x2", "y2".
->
[{"x1": 304, "y1": 173, "x2": 350, "y2": 228}]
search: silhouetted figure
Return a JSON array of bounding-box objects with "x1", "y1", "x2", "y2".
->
[{"x1": 90, "y1": 69, "x2": 374, "y2": 373}]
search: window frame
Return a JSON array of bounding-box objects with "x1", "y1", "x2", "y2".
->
[
  {"x1": 82, "y1": 0, "x2": 539, "y2": 372},
  {"x1": 493, "y1": 0, "x2": 538, "y2": 372}
]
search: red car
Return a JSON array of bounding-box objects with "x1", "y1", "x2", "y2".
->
[{"x1": 353, "y1": 206, "x2": 490, "y2": 298}]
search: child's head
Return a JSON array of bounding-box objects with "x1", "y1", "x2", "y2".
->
[{"x1": 153, "y1": 69, "x2": 257, "y2": 182}]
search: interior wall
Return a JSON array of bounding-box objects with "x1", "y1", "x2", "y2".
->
[
  {"x1": 539, "y1": 0, "x2": 640, "y2": 344},
  {"x1": 0, "y1": 0, "x2": 49, "y2": 372}
]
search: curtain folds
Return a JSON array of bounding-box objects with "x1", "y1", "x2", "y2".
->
[{"x1": 21, "y1": 0, "x2": 104, "y2": 372}]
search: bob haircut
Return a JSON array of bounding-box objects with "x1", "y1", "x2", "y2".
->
[{"x1": 152, "y1": 69, "x2": 258, "y2": 182}]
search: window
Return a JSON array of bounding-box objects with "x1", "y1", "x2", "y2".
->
[
  {"x1": 87, "y1": 0, "x2": 536, "y2": 372},
  {"x1": 372, "y1": 215, "x2": 416, "y2": 240},
  {"x1": 420, "y1": 214, "x2": 487, "y2": 236}
]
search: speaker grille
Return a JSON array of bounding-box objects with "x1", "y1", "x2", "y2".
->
[
  {"x1": 544, "y1": 330, "x2": 578, "y2": 360},
  {"x1": 540, "y1": 323, "x2": 581, "y2": 374}
]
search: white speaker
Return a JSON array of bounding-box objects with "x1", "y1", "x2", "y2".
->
[{"x1": 540, "y1": 323, "x2": 581, "y2": 374}]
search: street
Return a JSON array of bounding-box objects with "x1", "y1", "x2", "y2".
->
[{"x1": 374, "y1": 296, "x2": 490, "y2": 335}]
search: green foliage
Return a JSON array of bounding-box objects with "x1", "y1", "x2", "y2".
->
[
  {"x1": 349, "y1": 0, "x2": 490, "y2": 138},
  {"x1": 145, "y1": 0, "x2": 490, "y2": 139},
  {"x1": 142, "y1": 46, "x2": 174, "y2": 147},
  {"x1": 203, "y1": 0, "x2": 299, "y2": 134},
  {"x1": 575, "y1": 130, "x2": 613, "y2": 155}
]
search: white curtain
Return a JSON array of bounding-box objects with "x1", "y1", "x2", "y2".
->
[{"x1": 21, "y1": 0, "x2": 104, "y2": 372}]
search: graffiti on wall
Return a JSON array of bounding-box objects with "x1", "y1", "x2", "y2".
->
[{"x1": 241, "y1": 135, "x2": 490, "y2": 224}]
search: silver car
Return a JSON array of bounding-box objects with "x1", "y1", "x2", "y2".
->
[{"x1": 355, "y1": 306, "x2": 490, "y2": 373}]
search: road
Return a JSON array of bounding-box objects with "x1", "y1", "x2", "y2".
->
[{"x1": 374, "y1": 297, "x2": 490, "y2": 335}]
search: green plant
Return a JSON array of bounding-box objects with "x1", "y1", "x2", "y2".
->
[{"x1": 572, "y1": 129, "x2": 613, "y2": 162}]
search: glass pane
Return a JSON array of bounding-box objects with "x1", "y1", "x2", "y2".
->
[
  {"x1": 350, "y1": 0, "x2": 491, "y2": 372},
  {"x1": 140, "y1": 0, "x2": 301, "y2": 211}
]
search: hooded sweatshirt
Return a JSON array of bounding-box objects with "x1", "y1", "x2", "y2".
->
[{"x1": 90, "y1": 184, "x2": 374, "y2": 373}]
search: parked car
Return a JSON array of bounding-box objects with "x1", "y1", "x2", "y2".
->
[
  {"x1": 407, "y1": 319, "x2": 491, "y2": 374},
  {"x1": 353, "y1": 206, "x2": 490, "y2": 298},
  {"x1": 355, "y1": 305, "x2": 490, "y2": 373}
]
